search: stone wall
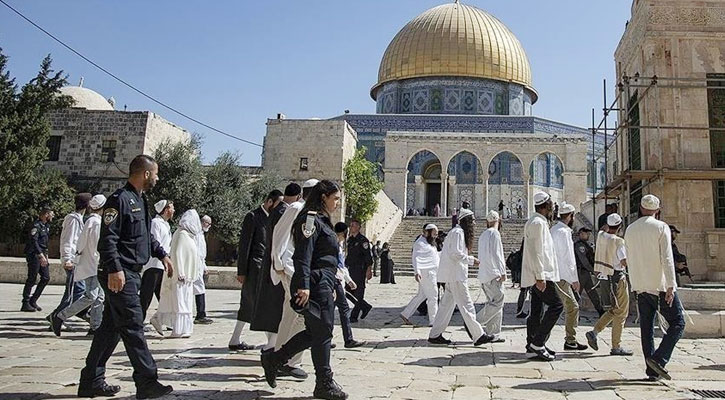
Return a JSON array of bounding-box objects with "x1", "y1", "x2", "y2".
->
[
  {"x1": 143, "y1": 112, "x2": 192, "y2": 155},
  {"x1": 363, "y1": 191, "x2": 403, "y2": 244},
  {"x1": 614, "y1": 0, "x2": 725, "y2": 279}
]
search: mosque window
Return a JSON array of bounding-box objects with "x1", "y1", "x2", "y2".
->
[
  {"x1": 101, "y1": 139, "x2": 117, "y2": 162},
  {"x1": 708, "y1": 73, "x2": 725, "y2": 227},
  {"x1": 627, "y1": 91, "x2": 642, "y2": 171},
  {"x1": 299, "y1": 158, "x2": 309, "y2": 171},
  {"x1": 47, "y1": 135, "x2": 61, "y2": 162}
]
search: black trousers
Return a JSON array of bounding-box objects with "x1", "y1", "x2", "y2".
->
[
  {"x1": 277, "y1": 279, "x2": 335, "y2": 383},
  {"x1": 334, "y1": 281, "x2": 353, "y2": 344},
  {"x1": 195, "y1": 294, "x2": 206, "y2": 319},
  {"x1": 526, "y1": 282, "x2": 564, "y2": 348},
  {"x1": 577, "y1": 269, "x2": 604, "y2": 314},
  {"x1": 349, "y1": 283, "x2": 371, "y2": 320},
  {"x1": 80, "y1": 269, "x2": 158, "y2": 392},
  {"x1": 140, "y1": 268, "x2": 163, "y2": 320},
  {"x1": 22, "y1": 254, "x2": 50, "y2": 304}
]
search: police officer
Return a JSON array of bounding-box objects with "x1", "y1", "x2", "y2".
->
[
  {"x1": 261, "y1": 180, "x2": 348, "y2": 400},
  {"x1": 78, "y1": 155, "x2": 174, "y2": 399},
  {"x1": 21, "y1": 207, "x2": 53, "y2": 312},
  {"x1": 573, "y1": 227, "x2": 605, "y2": 316},
  {"x1": 346, "y1": 219, "x2": 373, "y2": 322}
]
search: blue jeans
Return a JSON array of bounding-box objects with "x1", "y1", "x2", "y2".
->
[
  {"x1": 53, "y1": 268, "x2": 86, "y2": 314},
  {"x1": 637, "y1": 292, "x2": 685, "y2": 377},
  {"x1": 58, "y1": 276, "x2": 105, "y2": 330}
]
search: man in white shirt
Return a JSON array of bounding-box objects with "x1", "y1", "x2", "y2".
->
[
  {"x1": 475, "y1": 211, "x2": 506, "y2": 342},
  {"x1": 523, "y1": 192, "x2": 563, "y2": 361},
  {"x1": 551, "y1": 203, "x2": 587, "y2": 351},
  {"x1": 624, "y1": 194, "x2": 684, "y2": 381},
  {"x1": 400, "y1": 224, "x2": 440, "y2": 326},
  {"x1": 48, "y1": 193, "x2": 92, "y2": 321},
  {"x1": 140, "y1": 200, "x2": 174, "y2": 321},
  {"x1": 586, "y1": 213, "x2": 633, "y2": 356},
  {"x1": 52, "y1": 194, "x2": 107, "y2": 336},
  {"x1": 193, "y1": 215, "x2": 213, "y2": 324},
  {"x1": 428, "y1": 209, "x2": 495, "y2": 346}
]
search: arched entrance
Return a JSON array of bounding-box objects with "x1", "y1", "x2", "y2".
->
[
  {"x1": 406, "y1": 150, "x2": 442, "y2": 215},
  {"x1": 488, "y1": 151, "x2": 526, "y2": 218},
  {"x1": 529, "y1": 152, "x2": 565, "y2": 206}
]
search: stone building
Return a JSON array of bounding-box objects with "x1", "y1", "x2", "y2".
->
[
  {"x1": 46, "y1": 83, "x2": 190, "y2": 193},
  {"x1": 611, "y1": 0, "x2": 725, "y2": 280},
  {"x1": 263, "y1": 1, "x2": 602, "y2": 226}
]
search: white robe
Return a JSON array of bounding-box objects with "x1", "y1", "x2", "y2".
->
[{"x1": 154, "y1": 229, "x2": 201, "y2": 337}]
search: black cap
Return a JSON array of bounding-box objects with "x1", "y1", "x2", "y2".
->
[
  {"x1": 669, "y1": 225, "x2": 681, "y2": 233},
  {"x1": 578, "y1": 227, "x2": 592, "y2": 233}
]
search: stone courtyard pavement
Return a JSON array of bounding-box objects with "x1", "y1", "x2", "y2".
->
[{"x1": 1, "y1": 278, "x2": 725, "y2": 400}]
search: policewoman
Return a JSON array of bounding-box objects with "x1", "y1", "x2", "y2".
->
[
  {"x1": 261, "y1": 179, "x2": 348, "y2": 400},
  {"x1": 78, "y1": 155, "x2": 174, "y2": 399}
]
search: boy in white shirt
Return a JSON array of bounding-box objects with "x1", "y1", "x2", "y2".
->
[
  {"x1": 401, "y1": 224, "x2": 441, "y2": 326},
  {"x1": 475, "y1": 211, "x2": 506, "y2": 342}
]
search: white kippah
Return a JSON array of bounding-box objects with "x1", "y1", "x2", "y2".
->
[
  {"x1": 607, "y1": 213, "x2": 623, "y2": 226},
  {"x1": 534, "y1": 192, "x2": 551, "y2": 206},
  {"x1": 458, "y1": 208, "x2": 474, "y2": 221},
  {"x1": 559, "y1": 202, "x2": 576, "y2": 214},
  {"x1": 424, "y1": 223, "x2": 438, "y2": 231},
  {"x1": 641, "y1": 194, "x2": 660, "y2": 211},
  {"x1": 90, "y1": 194, "x2": 107, "y2": 210},
  {"x1": 303, "y1": 179, "x2": 319, "y2": 189},
  {"x1": 154, "y1": 200, "x2": 168, "y2": 214},
  {"x1": 486, "y1": 210, "x2": 500, "y2": 222}
]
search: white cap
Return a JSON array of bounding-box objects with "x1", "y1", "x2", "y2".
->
[
  {"x1": 89, "y1": 194, "x2": 106, "y2": 210},
  {"x1": 559, "y1": 202, "x2": 576, "y2": 214},
  {"x1": 458, "y1": 208, "x2": 474, "y2": 221},
  {"x1": 154, "y1": 200, "x2": 168, "y2": 214},
  {"x1": 607, "y1": 213, "x2": 623, "y2": 226},
  {"x1": 424, "y1": 223, "x2": 438, "y2": 231},
  {"x1": 486, "y1": 210, "x2": 500, "y2": 222},
  {"x1": 534, "y1": 191, "x2": 551, "y2": 206},
  {"x1": 303, "y1": 179, "x2": 319, "y2": 189},
  {"x1": 641, "y1": 194, "x2": 660, "y2": 211}
]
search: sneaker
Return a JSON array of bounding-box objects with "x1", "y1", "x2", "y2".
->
[
  {"x1": 428, "y1": 335, "x2": 452, "y2": 345},
  {"x1": 474, "y1": 334, "x2": 495, "y2": 346},
  {"x1": 530, "y1": 346, "x2": 555, "y2": 361},
  {"x1": 136, "y1": 382, "x2": 173, "y2": 399},
  {"x1": 29, "y1": 300, "x2": 42, "y2": 311},
  {"x1": 228, "y1": 342, "x2": 255, "y2": 351},
  {"x1": 515, "y1": 311, "x2": 528, "y2": 319},
  {"x1": 526, "y1": 343, "x2": 556, "y2": 355},
  {"x1": 645, "y1": 358, "x2": 671, "y2": 380},
  {"x1": 77, "y1": 382, "x2": 122, "y2": 398},
  {"x1": 313, "y1": 378, "x2": 348, "y2": 400},
  {"x1": 50, "y1": 311, "x2": 63, "y2": 337},
  {"x1": 260, "y1": 350, "x2": 280, "y2": 388},
  {"x1": 360, "y1": 306, "x2": 372, "y2": 320},
  {"x1": 278, "y1": 365, "x2": 308, "y2": 380},
  {"x1": 399, "y1": 314, "x2": 412, "y2": 325},
  {"x1": 585, "y1": 331, "x2": 598, "y2": 351},
  {"x1": 344, "y1": 340, "x2": 365, "y2": 349},
  {"x1": 610, "y1": 348, "x2": 634, "y2": 356},
  {"x1": 20, "y1": 303, "x2": 36, "y2": 312},
  {"x1": 564, "y1": 341, "x2": 588, "y2": 351},
  {"x1": 194, "y1": 317, "x2": 214, "y2": 325},
  {"x1": 645, "y1": 375, "x2": 661, "y2": 382},
  {"x1": 149, "y1": 316, "x2": 164, "y2": 337}
]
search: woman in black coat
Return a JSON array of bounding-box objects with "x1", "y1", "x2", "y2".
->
[{"x1": 379, "y1": 243, "x2": 396, "y2": 284}]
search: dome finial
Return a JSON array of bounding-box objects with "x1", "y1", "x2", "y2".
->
[{"x1": 78, "y1": 76, "x2": 84, "y2": 87}]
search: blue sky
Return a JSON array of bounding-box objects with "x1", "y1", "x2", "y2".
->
[{"x1": 1, "y1": 0, "x2": 631, "y2": 165}]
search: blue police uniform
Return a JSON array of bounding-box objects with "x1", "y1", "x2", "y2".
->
[
  {"x1": 346, "y1": 233, "x2": 373, "y2": 321},
  {"x1": 22, "y1": 219, "x2": 50, "y2": 309},
  {"x1": 79, "y1": 182, "x2": 169, "y2": 397}
]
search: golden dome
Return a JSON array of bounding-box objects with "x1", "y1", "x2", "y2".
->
[{"x1": 372, "y1": 2, "x2": 536, "y2": 102}]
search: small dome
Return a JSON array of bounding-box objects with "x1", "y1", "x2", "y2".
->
[
  {"x1": 372, "y1": 2, "x2": 536, "y2": 102},
  {"x1": 59, "y1": 86, "x2": 114, "y2": 111}
]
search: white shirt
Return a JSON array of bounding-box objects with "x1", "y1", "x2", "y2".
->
[
  {"x1": 437, "y1": 225, "x2": 474, "y2": 283},
  {"x1": 477, "y1": 227, "x2": 506, "y2": 283},
  {"x1": 522, "y1": 213, "x2": 560, "y2": 287},
  {"x1": 73, "y1": 214, "x2": 101, "y2": 281},
  {"x1": 60, "y1": 212, "x2": 84, "y2": 264},
  {"x1": 624, "y1": 216, "x2": 677, "y2": 294},
  {"x1": 271, "y1": 200, "x2": 304, "y2": 285},
  {"x1": 199, "y1": 231, "x2": 208, "y2": 271},
  {"x1": 550, "y1": 221, "x2": 578, "y2": 284},
  {"x1": 600, "y1": 232, "x2": 627, "y2": 271},
  {"x1": 143, "y1": 215, "x2": 172, "y2": 272},
  {"x1": 412, "y1": 235, "x2": 440, "y2": 275}
]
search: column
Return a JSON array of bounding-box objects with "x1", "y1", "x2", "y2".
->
[
  {"x1": 440, "y1": 172, "x2": 448, "y2": 217},
  {"x1": 484, "y1": 179, "x2": 489, "y2": 214},
  {"x1": 448, "y1": 176, "x2": 457, "y2": 215},
  {"x1": 414, "y1": 175, "x2": 424, "y2": 210},
  {"x1": 524, "y1": 173, "x2": 532, "y2": 218},
  {"x1": 474, "y1": 182, "x2": 484, "y2": 216}
]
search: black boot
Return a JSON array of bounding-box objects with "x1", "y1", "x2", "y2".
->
[
  {"x1": 29, "y1": 299, "x2": 42, "y2": 311},
  {"x1": 313, "y1": 377, "x2": 348, "y2": 400},
  {"x1": 20, "y1": 302, "x2": 36, "y2": 312},
  {"x1": 136, "y1": 381, "x2": 173, "y2": 399},
  {"x1": 78, "y1": 383, "x2": 122, "y2": 398},
  {"x1": 260, "y1": 350, "x2": 282, "y2": 388}
]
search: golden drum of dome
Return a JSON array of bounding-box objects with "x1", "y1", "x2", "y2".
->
[{"x1": 372, "y1": 3, "x2": 536, "y2": 101}]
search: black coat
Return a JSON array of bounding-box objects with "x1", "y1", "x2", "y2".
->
[
  {"x1": 379, "y1": 249, "x2": 395, "y2": 284},
  {"x1": 250, "y1": 203, "x2": 287, "y2": 332},
  {"x1": 236, "y1": 207, "x2": 269, "y2": 323},
  {"x1": 346, "y1": 233, "x2": 373, "y2": 287}
]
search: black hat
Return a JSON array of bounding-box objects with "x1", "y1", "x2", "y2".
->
[
  {"x1": 578, "y1": 227, "x2": 592, "y2": 233},
  {"x1": 669, "y1": 225, "x2": 681, "y2": 233}
]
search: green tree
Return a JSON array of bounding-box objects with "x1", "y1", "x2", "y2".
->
[
  {"x1": 0, "y1": 50, "x2": 74, "y2": 241},
  {"x1": 149, "y1": 134, "x2": 206, "y2": 221},
  {"x1": 343, "y1": 147, "x2": 384, "y2": 223}
]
